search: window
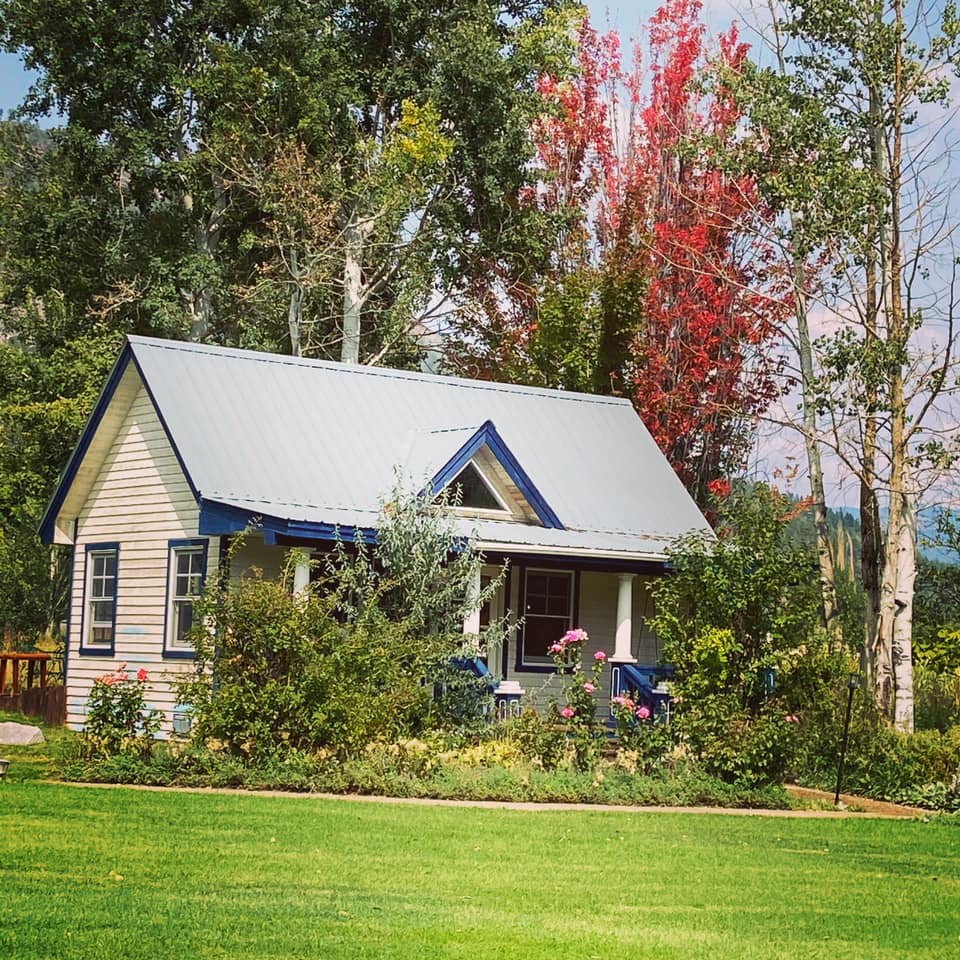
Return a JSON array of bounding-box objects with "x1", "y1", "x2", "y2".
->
[
  {"x1": 519, "y1": 569, "x2": 574, "y2": 666},
  {"x1": 165, "y1": 540, "x2": 207, "y2": 657},
  {"x1": 449, "y1": 462, "x2": 508, "y2": 513},
  {"x1": 82, "y1": 544, "x2": 118, "y2": 654}
]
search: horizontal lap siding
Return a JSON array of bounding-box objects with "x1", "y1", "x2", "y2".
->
[{"x1": 67, "y1": 384, "x2": 216, "y2": 733}]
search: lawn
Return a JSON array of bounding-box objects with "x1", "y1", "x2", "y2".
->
[{"x1": 1, "y1": 782, "x2": 958, "y2": 960}]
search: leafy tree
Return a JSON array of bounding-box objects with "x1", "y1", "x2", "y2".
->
[
  {"x1": 732, "y1": 0, "x2": 960, "y2": 728},
  {"x1": 448, "y1": 2, "x2": 788, "y2": 506},
  {"x1": 1, "y1": 0, "x2": 574, "y2": 360}
]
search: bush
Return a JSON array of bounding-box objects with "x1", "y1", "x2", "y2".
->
[
  {"x1": 79, "y1": 666, "x2": 162, "y2": 760},
  {"x1": 177, "y1": 486, "x2": 504, "y2": 759},
  {"x1": 650, "y1": 485, "x2": 826, "y2": 785}
]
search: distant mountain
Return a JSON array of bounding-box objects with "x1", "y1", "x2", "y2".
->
[{"x1": 785, "y1": 502, "x2": 958, "y2": 568}]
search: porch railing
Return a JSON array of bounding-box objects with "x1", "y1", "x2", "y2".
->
[{"x1": 611, "y1": 662, "x2": 674, "y2": 722}]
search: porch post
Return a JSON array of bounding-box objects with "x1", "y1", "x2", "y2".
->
[
  {"x1": 293, "y1": 549, "x2": 311, "y2": 596},
  {"x1": 462, "y1": 565, "x2": 482, "y2": 640},
  {"x1": 612, "y1": 573, "x2": 636, "y2": 663}
]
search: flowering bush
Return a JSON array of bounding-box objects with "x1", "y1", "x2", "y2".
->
[
  {"x1": 81, "y1": 665, "x2": 163, "y2": 759},
  {"x1": 610, "y1": 694, "x2": 673, "y2": 773},
  {"x1": 548, "y1": 628, "x2": 607, "y2": 770}
]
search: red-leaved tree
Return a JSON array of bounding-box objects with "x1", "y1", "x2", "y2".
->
[{"x1": 450, "y1": 0, "x2": 789, "y2": 507}]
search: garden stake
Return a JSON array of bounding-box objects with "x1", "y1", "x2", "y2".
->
[{"x1": 834, "y1": 674, "x2": 859, "y2": 806}]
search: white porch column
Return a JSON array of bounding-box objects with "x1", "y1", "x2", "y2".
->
[
  {"x1": 462, "y1": 565, "x2": 482, "y2": 640},
  {"x1": 293, "y1": 549, "x2": 311, "y2": 596},
  {"x1": 612, "y1": 573, "x2": 636, "y2": 663}
]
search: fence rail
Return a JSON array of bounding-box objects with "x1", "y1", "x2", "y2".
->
[{"x1": 0, "y1": 652, "x2": 66, "y2": 725}]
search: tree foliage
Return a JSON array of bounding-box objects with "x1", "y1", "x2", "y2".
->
[{"x1": 448, "y1": 1, "x2": 789, "y2": 505}]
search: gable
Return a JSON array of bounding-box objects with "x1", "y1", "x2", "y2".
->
[
  {"x1": 40, "y1": 346, "x2": 197, "y2": 544},
  {"x1": 423, "y1": 421, "x2": 562, "y2": 528}
]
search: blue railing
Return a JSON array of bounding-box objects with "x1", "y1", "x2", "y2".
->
[{"x1": 611, "y1": 662, "x2": 675, "y2": 721}]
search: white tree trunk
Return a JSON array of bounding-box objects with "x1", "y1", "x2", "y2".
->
[
  {"x1": 892, "y1": 479, "x2": 917, "y2": 732},
  {"x1": 342, "y1": 214, "x2": 365, "y2": 364}
]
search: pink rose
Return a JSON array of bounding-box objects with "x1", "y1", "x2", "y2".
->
[
  {"x1": 594, "y1": 650, "x2": 607, "y2": 661},
  {"x1": 137, "y1": 668, "x2": 148, "y2": 682},
  {"x1": 636, "y1": 705, "x2": 651, "y2": 720},
  {"x1": 612, "y1": 696, "x2": 626, "y2": 706},
  {"x1": 785, "y1": 714, "x2": 799, "y2": 724},
  {"x1": 561, "y1": 706, "x2": 575, "y2": 719},
  {"x1": 583, "y1": 682, "x2": 596, "y2": 694},
  {"x1": 563, "y1": 628, "x2": 588, "y2": 645}
]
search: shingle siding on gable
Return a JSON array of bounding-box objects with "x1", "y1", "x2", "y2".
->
[{"x1": 66, "y1": 382, "x2": 215, "y2": 731}]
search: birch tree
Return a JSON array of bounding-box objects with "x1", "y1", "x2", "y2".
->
[{"x1": 736, "y1": 0, "x2": 960, "y2": 729}]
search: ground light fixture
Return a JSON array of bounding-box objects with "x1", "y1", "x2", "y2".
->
[
  {"x1": 0, "y1": 758, "x2": 10, "y2": 782},
  {"x1": 834, "y1": 673, "x2": 861, "y2": 805}
]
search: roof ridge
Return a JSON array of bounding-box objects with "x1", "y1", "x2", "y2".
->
[{"x1": 126, "y1": 335, "x2": 633, "y2": 408}]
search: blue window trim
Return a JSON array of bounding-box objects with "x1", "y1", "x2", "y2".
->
[
  {"x1": 514, "y1": 566, "x2": 580, "y2": 673},
  {"x1": 162, "y1": 538, "x2": 209, "y2": 660},
  {"x1": 427, "y1": 421, "x2": 563, "y2": 529},
  {"x1": 78, "y1": 542, "x2": 120, "y2": 657}
]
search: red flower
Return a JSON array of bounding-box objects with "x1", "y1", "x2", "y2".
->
[{"x1": 136, "y1": 668, "x2": 148, "y2": 682}]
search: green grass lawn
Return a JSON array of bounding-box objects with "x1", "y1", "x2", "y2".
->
[
  {"x1": 1, "y1": 782, "x2": 958, "y2": 960},
  {"x1": 0, "y1": 711, "x2": 74, "y2": 783}
]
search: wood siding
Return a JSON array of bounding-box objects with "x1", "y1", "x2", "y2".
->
[{"x1": 66, "y1": 382, "x2": 217, "y2": 733}]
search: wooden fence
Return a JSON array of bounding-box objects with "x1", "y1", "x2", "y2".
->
[{"x1": 0, "y1": 652, "x2": 66, "y2": 725}]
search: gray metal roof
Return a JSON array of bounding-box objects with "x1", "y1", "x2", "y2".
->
[{"x1": 129, "y1": 336, "x2": 712, "y2": 560}]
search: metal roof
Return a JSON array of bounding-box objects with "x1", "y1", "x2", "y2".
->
[{"x1": 117, "y1": 336, "x2": 711, "y2": 559}]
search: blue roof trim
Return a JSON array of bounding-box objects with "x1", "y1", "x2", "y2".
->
[
  {"x1": 39, "y1": 344, "x2": 134, "y2": 544},
  {"x1": 428, "y1": 420, "x2": 564, "y2": 530},
  {"x1": 198, "y1": 498, "x2": 377, "y2": 545}
]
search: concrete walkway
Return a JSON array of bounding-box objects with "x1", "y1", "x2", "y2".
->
[{"x1": 58, "y1": 780, "x2": 930, "y2": 819}]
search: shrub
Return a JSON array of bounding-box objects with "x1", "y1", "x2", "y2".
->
[
  {"x1": 79, "y1": 666, "x2": 162, "y2": 760},
  {"x1": 651, "y1": 484, "x2": 835, "y2": 786},
  {"x1": 610, "y1": 695, "x2": 674, "y2": 774},
  {"x1": 177, "y1": 485, "x2": 505, "y2": 759}
]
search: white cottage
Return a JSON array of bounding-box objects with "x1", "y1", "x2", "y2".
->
[{"x1": 41, "y1": 336, "x2": 712, "y2": 732}]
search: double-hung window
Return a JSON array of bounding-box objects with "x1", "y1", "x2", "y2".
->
[
  {"x1": 83, "y1": 544, "x2": 119, "y2": 654},
  {"x1": 165, "y1": 540, "x2": 207, "y2": 657},
  {"x1": 519, "y1": 568, "x2": 574, "y2": 667}
]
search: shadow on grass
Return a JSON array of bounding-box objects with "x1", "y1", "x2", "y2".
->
[{"x1": 0, "y1": 710, "x2": 75, "y2": 783}]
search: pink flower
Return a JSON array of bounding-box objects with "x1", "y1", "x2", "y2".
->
[
  {"x1": 612, "y1": 696, "x2": 626, "y2": 706},
  {"x1": 137, "y1": 668, "x2": 148, "y2": 682},
  {"x1": 563, "y1": 628, "x2": 588, "y2": 645},
  {"x1": 549, "y1": 643, "x2": 564, "y2": 654},
  {"x1": 636, "y1": 705, "x2": 651, "y2": 720},
  {"x1": 594, "y1": 651, "x2": 607, "y2": 662},
  {"x1": 95, "y1": 674, "x2": 116, "y2": 687},
  {"x1": 560, "y1": 706, "x2": 575, "y2": 719},
  {"x1": 583, "y1": 682, "x2": 596, "y2": 694},
  {"x1": 785, "y1": 714, "x2": 799, "y2": 724}
]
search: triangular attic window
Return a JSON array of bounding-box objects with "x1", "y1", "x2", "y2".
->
[{"x1": 450, "y1": 462, "x2": 505, "y2": 511}]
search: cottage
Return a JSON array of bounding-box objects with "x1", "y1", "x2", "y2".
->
[{"x1": 41, "y1": 336, "x2": 712, "y2": 732}]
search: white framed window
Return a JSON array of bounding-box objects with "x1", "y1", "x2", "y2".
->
[
  {"x1": 519, "y1": 568, "x2": 574, "y2": 667},
  {"x1": 164, "y1": 540, "x2": 207, "y2": 657},
  {"x1": 82, "y1": 544, "x2": 119, "y2": 654}
]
